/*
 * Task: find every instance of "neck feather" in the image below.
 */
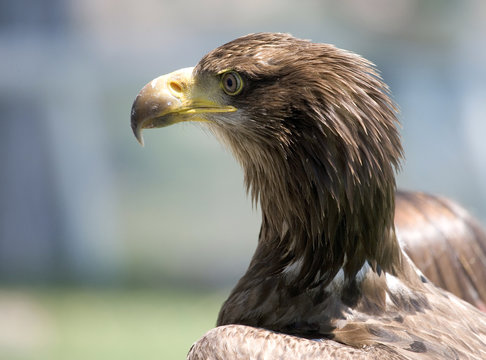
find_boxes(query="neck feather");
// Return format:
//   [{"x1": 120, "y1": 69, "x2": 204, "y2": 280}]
[
  {"x1": 215, "y1": 130, "x2": 407, "y2": 334},
  {"x1": 226, "y1": 126, "x2": 404, "y2": 280}
]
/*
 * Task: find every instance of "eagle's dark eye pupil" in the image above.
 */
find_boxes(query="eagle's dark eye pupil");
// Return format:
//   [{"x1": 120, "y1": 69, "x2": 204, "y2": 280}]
[{"x1": 221, "y1": 71, "x2": 242, "y2": 95}]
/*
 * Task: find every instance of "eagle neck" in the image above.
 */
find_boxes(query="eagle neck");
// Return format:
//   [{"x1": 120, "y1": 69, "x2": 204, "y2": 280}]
[
  {"x1": 244, "y1": 140, "x2": 404, "y2": 280},
  {"x1": 217, "y1": 143, "x2": 407, "y2": 333}
]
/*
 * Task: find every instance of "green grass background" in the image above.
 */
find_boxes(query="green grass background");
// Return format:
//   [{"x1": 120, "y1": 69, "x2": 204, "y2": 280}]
[{"x1": 0, "y1": 288, "x2": 225, "y2": 360}]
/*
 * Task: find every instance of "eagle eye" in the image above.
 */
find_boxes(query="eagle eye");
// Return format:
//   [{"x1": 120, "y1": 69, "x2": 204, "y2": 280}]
[{"x1": 221, "y1": 71, "x2": 243, "y2": 96}]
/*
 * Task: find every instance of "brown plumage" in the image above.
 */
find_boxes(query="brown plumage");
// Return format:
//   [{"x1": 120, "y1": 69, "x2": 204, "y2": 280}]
[
  {"x1": 131, "y1": 33, "x2": 486, "y2": 359},
  {"x1": 396, "y1": 191, "x2": 486, "y2": 311}
]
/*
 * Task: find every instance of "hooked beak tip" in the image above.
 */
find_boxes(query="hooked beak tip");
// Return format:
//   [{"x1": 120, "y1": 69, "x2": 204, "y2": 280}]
[
  {"x1": 131, "y1": 96, "x2": 146, "y2": 146},
  {"x1": 131, "y1": 121, "x2": 145, "y2": 147},
  {"x1": 135, "y1": 130, "x2": 145, "y2": 147}
]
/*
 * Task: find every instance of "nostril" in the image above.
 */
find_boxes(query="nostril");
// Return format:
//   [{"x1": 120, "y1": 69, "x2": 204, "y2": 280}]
[{"x1": 169, "y1": 81, "x2": 183, "y2": 94}]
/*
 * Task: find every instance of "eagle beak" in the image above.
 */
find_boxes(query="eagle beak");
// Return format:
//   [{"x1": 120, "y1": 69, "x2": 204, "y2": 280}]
[{"x1": 130, "y1": 67, "x2": 236, "y2": 146}]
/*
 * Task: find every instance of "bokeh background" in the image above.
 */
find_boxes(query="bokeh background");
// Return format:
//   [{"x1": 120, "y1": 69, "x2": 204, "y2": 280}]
[{"x1": 1, "y1": 0, "x2": 485, "y2": 359}]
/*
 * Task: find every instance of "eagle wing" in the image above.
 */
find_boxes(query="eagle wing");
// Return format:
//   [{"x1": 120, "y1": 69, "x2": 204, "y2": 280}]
[
  {"x1": 396, "y1": 191, "x2": 486, "y2": 311},
  {"x1": 187, "y1": 325, "x2": 405, "y2": 360}
]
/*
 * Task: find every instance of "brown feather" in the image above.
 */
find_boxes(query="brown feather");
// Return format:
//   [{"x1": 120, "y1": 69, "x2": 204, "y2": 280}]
[
  {"x1": 188, "y1": 325, "x2": 406, "y2": 359},
  {"x1": 396, "y1": 190, "x2": 486, "y2": 311}
]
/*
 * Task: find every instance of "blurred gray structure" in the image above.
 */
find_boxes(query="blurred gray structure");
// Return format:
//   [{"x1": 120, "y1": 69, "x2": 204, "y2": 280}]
[{"x1": 0, "y1": 0, "x2": 485, "y2": 287}]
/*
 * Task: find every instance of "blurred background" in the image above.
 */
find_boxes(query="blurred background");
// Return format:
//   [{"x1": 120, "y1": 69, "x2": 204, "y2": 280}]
[{"x1": 1, "y1": 0, "x2": 485, "y2": 358}]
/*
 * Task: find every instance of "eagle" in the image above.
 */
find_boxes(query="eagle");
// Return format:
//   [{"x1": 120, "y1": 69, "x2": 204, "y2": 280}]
[{"x1": 131, "y1": 33, "x2": 486, "y2": 359}]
